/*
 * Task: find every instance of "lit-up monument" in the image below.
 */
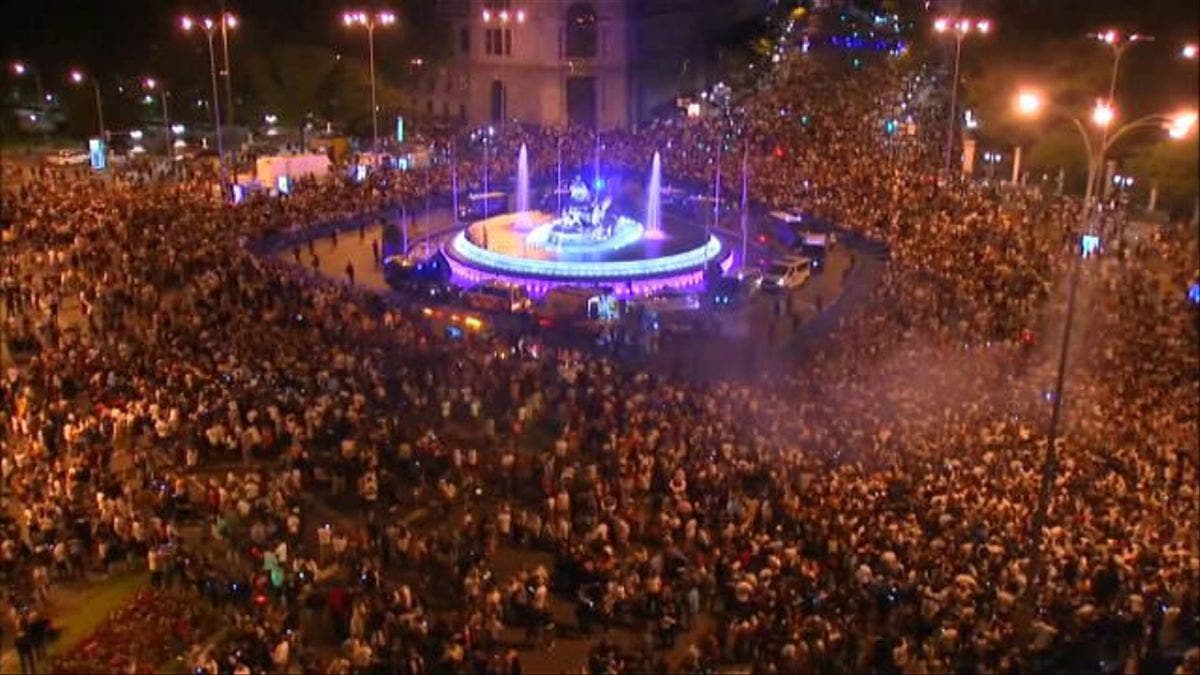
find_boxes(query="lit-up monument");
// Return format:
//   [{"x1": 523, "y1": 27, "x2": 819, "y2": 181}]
[{"x1": 444, "y1": 152, "x2": 728, "y2": 297}]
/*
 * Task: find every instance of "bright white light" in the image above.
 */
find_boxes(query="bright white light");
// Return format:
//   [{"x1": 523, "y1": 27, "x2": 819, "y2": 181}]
[
  {"x1": 976, "y1": 19, "x2": 991, "y2": 34},
  {"x1": 130, "y1": 144, "x2": 146, "y2": 154},
  {"x1": 1092, "y1": 100, "x2": 1114, "y2": 127},
  {"x1": 264, "y1": 114, "x2": 278, "y2": 124},
  {"x1": 482, "y1": 9, "x2": 491, "y2": 22},
  {"x1": 203, "y1": 17, "x2": 215, "y2": 30},
  {"x1": 174, "y1": 139, "x2": 187, "y2": 148},
  {"x1": 130, "y1": 130, "x2": 143, "y2": 140},
  {"x1": 171, "y1": 124, "x2": 186, "y2": 135},
  {"x1": 1016, "y1": 90, "x2": 1042, "y2": 116},
  {"x1": 180, "y1": 16, "x2": 194, "y2": 30},
  {"x1": 1168, "y1": 111, "x2": 1198, "y2": 139},
  {"x1": 28, "y1": 114, "x2": 37, "y2": 122},
  {"x1": 1183, "y1": 44, "x2": 1198, "y2": 59},
  {"x1": 516, "y1": 10, "x2": 526, "y2": 22},
  {"x1": 224, "y1": 13, "x2": 238, "y2": 28},
  {"x1": 12, "y1": 62, "x2": 26, "y2": 75},
  {"x1": 499, "y1": 10, "x2": 509, "y2": 22},
  {"x1": 69, "y1": 70, "x2": 84, "y2": 84}
]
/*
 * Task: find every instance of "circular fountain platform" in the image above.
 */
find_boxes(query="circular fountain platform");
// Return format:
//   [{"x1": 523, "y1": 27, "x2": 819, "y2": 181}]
[{"x1": 444, "y1": 210, "x2": 728, "y2": 296}]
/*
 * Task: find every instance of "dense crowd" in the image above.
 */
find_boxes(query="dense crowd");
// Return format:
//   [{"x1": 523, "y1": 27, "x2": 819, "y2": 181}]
[{"x1": 1, "y1": 20, "x2": 1197, "y2": 675}]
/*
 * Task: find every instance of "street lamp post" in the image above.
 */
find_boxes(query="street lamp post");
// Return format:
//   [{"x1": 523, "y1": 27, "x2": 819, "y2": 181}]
[
  {"x1": 68, "y1": 70, "x2": 105, "y2": 141},
  {"x1": 11, "y1": 62, "x2": 48, "y2": 141},
  {"x1": 218, "y1": 3, "x2": 238, "y2": 126},
  {"x1": 1013, "y1": 88, "x2": 1197, "y2": 625},
  {"x1": 181, "y1": 15, "x2": 228, "y2": 194},
  {"x1": 143, "y1": 78, "x2": 172, "y2": 160},
  {"x1": 482, "y1": 127, "x2": 494, "y2": 218},
  {"x1": 343, "y1": 10, "x2": 397, "y2": 156},
  {"x1": 1088, "y1": 30, "x2": 1152, "y2": 198},
  {"x1": 933, "y1": 16, "x2": 991, "y2": 175}
]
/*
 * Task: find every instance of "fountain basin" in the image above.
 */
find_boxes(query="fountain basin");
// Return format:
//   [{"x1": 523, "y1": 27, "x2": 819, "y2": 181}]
[{"x1": 443, "y1": 211, "x2": 730, "y2": 297}]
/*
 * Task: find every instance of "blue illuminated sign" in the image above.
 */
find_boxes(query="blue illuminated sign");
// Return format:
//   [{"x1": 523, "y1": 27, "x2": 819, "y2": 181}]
[
  {"x1": 88, "y1": 138, "x2": 107, "y2": 171},
  {"x1": 1080, "y1": 235, "x2": 1100, "y2": 258}
]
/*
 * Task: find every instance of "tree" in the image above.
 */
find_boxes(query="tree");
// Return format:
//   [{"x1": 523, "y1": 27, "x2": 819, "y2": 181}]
[
  {"x1": 243, "y1": 44, "x2": 341, "y2": 144},
  {"x1": 1126, "y1": 138, "x2": 1200, "y2": 211}
]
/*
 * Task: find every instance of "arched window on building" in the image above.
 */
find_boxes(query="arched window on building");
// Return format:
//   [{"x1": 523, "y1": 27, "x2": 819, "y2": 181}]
[{"x1": 565, "y1": 3, "x2": 597, "y2": 58}]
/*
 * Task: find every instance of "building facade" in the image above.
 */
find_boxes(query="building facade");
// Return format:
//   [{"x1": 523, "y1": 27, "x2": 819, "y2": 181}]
[{"x1": 413, "y1": 0, "x2": 718, "y2": 130}]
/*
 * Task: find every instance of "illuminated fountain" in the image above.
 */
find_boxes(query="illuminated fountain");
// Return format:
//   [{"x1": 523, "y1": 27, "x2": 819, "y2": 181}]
[
  {"x1": 516, "y1": 143, "x2": 530, "y2": 215},
  {"x1": 645, "y1": 151, "x2": 664, "y2": 239},
  {"x1": 444, "y1": 155, "x2": 729, "y2": 297}
]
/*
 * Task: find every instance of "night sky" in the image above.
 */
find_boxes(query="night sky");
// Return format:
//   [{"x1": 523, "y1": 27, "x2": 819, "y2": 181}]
[{"x1": 1, "y1": 0, "x2": 1195, "y2": 107}]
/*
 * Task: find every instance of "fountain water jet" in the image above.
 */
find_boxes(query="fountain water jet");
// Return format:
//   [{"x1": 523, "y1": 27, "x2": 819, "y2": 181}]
[
  {"x1": 645, "y1": 151, "x2": 665, "y2": 239},
  {"x1": 516, "y1": 144, "x2": 530, "y2": 215}
]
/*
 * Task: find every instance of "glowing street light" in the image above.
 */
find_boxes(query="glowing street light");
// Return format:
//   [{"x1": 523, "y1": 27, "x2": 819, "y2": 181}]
[
  {"x1": 1183, "y1": 44, "x2": 1198, "y2": 60},
  {"x1": 341, "y1": 9, "x2": 397, "y2": 154},
  {"x1": 1169, "y1": 110, "x2": 1199, "y2": 139},
  {"x1": 9, "y1": 61, "x2": 47, "y2": 138},
  {"x1": 181, "y1": 14, "x2": 228, "y2": 192},
  {"x1": 143, "y1": 76, "x2": 173, "y2": 158},
  {"x1": 1016, "y1": 90, "x2": 1043, "y2": 116},
  {"x1": 68, "y1": 68, "x2": 106, "y2": 140},
  {"x1": 1014, "y1": 87, "x2": 1197, "y2": 623},
  {"x1": 216, "y1": 11, "x2": 239, "y2": 127},
  {"x1": 1091, "y1": 100, "x2": 1114, "y2": 127},
  {"x1": 933, "y1": 15, "x2": 992, "y2": 173},
  {"x1": 1087, "y1": 29, "x2": 1153, "y2": 103}
]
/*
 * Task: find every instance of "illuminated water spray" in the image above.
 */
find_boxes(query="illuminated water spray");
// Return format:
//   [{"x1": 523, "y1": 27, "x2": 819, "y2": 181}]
[
  {"x1": 645, "y1": 151, "x2": 664, "y2": 239},
  {"x1": 516, "y1": 143, "x2": 530, "y2": 214}
]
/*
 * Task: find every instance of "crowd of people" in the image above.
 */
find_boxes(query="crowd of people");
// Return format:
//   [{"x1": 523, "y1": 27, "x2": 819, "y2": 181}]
[{"x1": 1, "y1": 14, "x2": 1197, "y2": 675}]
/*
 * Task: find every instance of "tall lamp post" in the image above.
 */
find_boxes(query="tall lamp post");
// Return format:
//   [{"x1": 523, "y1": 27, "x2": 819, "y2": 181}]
[
  {"x1": 11, "y1": 62, "x2": 48, "y2": 140},
  {"x1": 342, "y1": 9, "x2": 397, "y2": 156},
  {"x1": 1088, "y1": 29, "x2": 1152, "y2": 197},
  {"x1": 68, "y1": 69, "x2": 105, "y2": 141},
  {"x1": 218, "y1": 3, "x2": 238, "y2": 126},
  {"x1": 181, "y1": 15, "x2": 229, "y2": 193},
  {"x1": 1013, "y1": 88, "x2": 1197, "y2": 622},
  {"x1": 143, "y1": 78, "x2": 172, "y2": 160},
  {"x1": 481, "y1": 125, "x2": 495, "y2": 217},
  {"x1": 933, "y1": 16, "x2": 991, "y2": 174}
]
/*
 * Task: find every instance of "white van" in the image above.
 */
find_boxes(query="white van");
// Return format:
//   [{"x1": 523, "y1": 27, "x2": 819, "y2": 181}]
[{"x1": 761, "y1": 256, "x2": 812, "y2": 290}]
